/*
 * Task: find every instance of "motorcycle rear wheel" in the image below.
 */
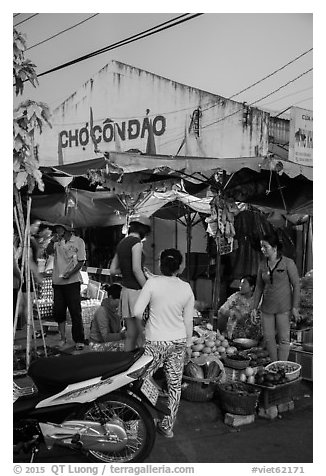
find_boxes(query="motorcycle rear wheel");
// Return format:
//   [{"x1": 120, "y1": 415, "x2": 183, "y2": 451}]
[{"x1": 77, "y1": 392, "x2": 156, "y2": 463}]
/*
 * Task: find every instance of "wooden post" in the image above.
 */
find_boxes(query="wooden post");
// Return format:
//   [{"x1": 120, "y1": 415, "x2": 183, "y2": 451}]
[
  {"x1": 13, "y1": 213, "x2": 28, "y2": 339},
  {"x1": 212, "y1": 237, "x2": 221, "y2": 311},
  {"x1": 25, "y1": 197, "x2": 33, "y2": 369},
  {"x1": 186, "y1": 209, "x2": 192, "y2": 283},
  {"x1": 31, "y1": 273, "x2": 48, "y2": 357},
  {"x1": 152, "y1": 216, "x2": 156, "y2": 274}
]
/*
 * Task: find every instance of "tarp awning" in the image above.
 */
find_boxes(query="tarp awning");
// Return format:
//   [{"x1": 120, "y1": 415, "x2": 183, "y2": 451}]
[
  {"x1": 42, "y1": 151, "x2": 313, "y2": 182},
  {"x1": 31, "y1": 189, "x2": 212, "y2": 228},
  {"x1": 134, "y1": 190, "x2": 212, "y2": 217}
]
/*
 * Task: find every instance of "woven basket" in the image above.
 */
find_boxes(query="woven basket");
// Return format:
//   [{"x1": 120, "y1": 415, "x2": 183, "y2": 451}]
[
  {"x1": 223, "y1": 356, "x2": 250, "y2": 370},
  {"x1": 216, "y1": 382, "x2": 261, "y2": 415},
  {"x1": 181, "y1": 375, "x2": 220, "y2": 402}
]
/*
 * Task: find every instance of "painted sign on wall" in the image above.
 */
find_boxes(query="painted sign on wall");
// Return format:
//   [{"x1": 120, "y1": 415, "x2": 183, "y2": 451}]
[
  {"x1": 289, "y1": 107, "x2": 313, "y2": 166},
  {"x1": 36, "y1": 61, "x2": 269, "y2": 166}
]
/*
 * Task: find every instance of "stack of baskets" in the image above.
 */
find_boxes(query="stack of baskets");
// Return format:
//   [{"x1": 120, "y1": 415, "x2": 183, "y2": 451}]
[{"x1": 216, "y1": 381, "x2": 261, "y2": 415}]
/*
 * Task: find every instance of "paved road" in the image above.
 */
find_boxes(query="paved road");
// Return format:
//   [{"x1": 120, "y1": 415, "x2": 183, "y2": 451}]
[{"x1": 14, "y1": 389, "x2": 312, "y2": 464}]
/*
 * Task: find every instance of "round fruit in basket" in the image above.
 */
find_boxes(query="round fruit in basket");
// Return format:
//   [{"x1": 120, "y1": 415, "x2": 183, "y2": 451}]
[{"x1": 265, "y1": 361, "x2": 301, "y2": 382}]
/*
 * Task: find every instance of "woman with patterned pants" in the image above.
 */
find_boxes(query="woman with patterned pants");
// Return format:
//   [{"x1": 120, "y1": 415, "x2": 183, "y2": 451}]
[{"x1": 134, "y1": 249, "x2": 194, "y2": 438}]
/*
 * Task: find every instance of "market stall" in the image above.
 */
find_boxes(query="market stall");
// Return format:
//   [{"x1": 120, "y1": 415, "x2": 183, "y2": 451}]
[{"x1": 180, "y1": 322, "x2": 304, "y2": 424}]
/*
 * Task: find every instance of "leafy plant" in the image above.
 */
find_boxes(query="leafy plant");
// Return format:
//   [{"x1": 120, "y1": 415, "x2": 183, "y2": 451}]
[{"x1": 13, "y1": 28, "x2": 52, "y2": 193}]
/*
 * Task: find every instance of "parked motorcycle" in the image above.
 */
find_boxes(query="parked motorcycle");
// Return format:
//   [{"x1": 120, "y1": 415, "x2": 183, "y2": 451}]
[{"x1": 13, "y1": 348, "x2": 169, "y2": 463}]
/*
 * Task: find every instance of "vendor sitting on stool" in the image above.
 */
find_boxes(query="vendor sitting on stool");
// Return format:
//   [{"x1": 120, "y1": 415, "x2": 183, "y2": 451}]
[
  {"x1": 89, "y1": 284, "x2": 126, "y2": 351},
  {"x1": 217, "y1": 275, "x2": 262, "y2": 341}
]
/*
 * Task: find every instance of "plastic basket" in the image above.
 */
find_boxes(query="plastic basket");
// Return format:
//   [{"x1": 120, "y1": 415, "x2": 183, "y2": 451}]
[
  {"x1": 265, "y1": 361, "x2": 301, "y2": 382},
  {"x1": 216, "y1": 382, "x2": 261, "y2": 415},
  {"x1": 257, "y1": 379, "x2": 301, "y2": 409},
  {"x1": 181, "y1": 375, "x2": 220, "y2": 402}
]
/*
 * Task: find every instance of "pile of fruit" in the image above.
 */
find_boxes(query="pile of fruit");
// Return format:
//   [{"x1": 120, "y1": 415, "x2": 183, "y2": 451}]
[
  {"x1": 239, "y1": 366, "x2": 257, "y2": 384},
  {"x1": 240, "y1": 346, "x2": 271, "y2": 367},
  {"x1": 191, "y1": 329, "x2": 237, "y2": 359},
  {"x1": 183, "y1": 360, "x2": 222, "y2": 380},
  {"x1": 254, "y1": 367, "x2": 289, "y2": 386},
  {"x1": 239, "y1": 367, "x2": 287, "y2": 386},
  {"x1": 219, "y1": 381, "x2": 259, "y2": 396}
]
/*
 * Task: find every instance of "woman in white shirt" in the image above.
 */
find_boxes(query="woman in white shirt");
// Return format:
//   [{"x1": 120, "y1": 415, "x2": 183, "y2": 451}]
[{"x1": 134, "y1": 248, "x2": 194, "y2": 439}]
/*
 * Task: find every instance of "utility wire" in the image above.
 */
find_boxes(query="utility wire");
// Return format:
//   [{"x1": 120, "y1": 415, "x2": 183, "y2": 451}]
[
  {"x1": 201, "y1": 47, "x2": 313, "y2": 114},
  {"x1": 250, "y1": 68, "x2": 313, "y2": 106},
  {"x1": 36, "y1": 13, "x2": 203, "y2": 79},
  {"x1": 228, "y1": 47, "x2": 313, "y2": 100},
  {"x1": 201, "y1": 67, "x2": 313, "y2": 131},
  {"x1": 13, "y1": 14, "x2": 21, "y2": 18},
  {"x1": 14, "y1": 13, "x2": 39, "y2": 27},
  {"x1": 169, "y1": 67, "x2": 313, "y2": 152},
  {"x1": 274, "y1": 96, "x2": 313, "y2": 117},
  {"x1": 259, "y1": 86, "x2": 312, "y2": 108},
  {"x1": 26, "y1": 13, "x2": 99, "y2": 51}
]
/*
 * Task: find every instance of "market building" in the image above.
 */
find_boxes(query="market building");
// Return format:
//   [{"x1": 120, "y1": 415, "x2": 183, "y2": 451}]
[{"x1": 14, "y1": 61, "x2": 313, "y2": 463}]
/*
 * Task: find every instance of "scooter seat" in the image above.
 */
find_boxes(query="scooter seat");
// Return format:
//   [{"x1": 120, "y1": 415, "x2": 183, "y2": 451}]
[{"x1": 28, "y1": 349, "x2": 144, "y2": 395}]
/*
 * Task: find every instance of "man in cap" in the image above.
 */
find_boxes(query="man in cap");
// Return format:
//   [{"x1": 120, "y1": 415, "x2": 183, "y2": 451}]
[
  {"x1": 47, "y1": 224, "x2": 86, "y2": 350},
  {"x1": 110, "y1": 214, "x2": 151, "y2": 351}
]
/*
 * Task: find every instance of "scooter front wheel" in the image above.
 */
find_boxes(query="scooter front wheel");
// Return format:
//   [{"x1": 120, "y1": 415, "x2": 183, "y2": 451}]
[{"x1": 77, "y1": 391, "x2": 156, "y2": 463}]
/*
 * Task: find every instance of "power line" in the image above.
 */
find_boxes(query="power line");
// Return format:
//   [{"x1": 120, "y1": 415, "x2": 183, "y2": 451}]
[
  {"x1": 201, "y1": 68, "x2": 312, "y2": 131},
  {"x1": 36, "y1": 13, "x2": 203, "y2": 79},
  {"x1": 259, "y1": 86, "x2": 312, "y2": 108},
  {"x1": 201, "y1": 47, "x2": 313, "y2": 115},
  {"x1": 274, "y1": 96, "x2": 313, "y2": 117},
  {"x1": 228, "y1": 47, "x2": 313, "y2": 100},
  {"x1": 14, "y1": 13, "x2": 39, "y2": 27},
  {"x1": 250, "y1": 68, "x2": 313, "y2": 106},
  {"x1": 26, "y1": 14, "x2": 99, "y2": 51},
  {"x1": 13, "y1": 14, "x2": 21, "y2": 18}
]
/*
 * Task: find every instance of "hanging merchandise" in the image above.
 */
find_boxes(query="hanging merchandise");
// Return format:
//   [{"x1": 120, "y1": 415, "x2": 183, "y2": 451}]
[{"x1": 205, "y1": 191, "x2": 237, "y2": 255}]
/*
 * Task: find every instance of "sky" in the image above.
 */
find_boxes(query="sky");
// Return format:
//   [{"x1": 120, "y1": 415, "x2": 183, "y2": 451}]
[{"x1": 12, "y1": 10, "x2": 313, "y2": 118}]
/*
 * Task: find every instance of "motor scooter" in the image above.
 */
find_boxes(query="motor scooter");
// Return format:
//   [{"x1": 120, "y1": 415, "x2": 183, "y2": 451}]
[{"x1": 13, "y1": 348, "x2": 168, "y2": 463}]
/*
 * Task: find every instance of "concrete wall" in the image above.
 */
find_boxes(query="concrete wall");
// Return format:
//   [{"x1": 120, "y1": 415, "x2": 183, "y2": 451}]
[{"x1": 36, "y1": 60, "x2": 269, "y2": 166}]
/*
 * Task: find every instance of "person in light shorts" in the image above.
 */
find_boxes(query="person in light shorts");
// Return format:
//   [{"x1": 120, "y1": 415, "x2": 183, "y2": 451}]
[{"x1": 110, "y1": 215, "x2": 151, "y2": 351}]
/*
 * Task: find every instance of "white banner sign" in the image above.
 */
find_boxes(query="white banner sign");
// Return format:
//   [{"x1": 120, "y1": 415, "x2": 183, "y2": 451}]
[{"x1": 289, "y1": 107, "x2": 313, "y2": 166}]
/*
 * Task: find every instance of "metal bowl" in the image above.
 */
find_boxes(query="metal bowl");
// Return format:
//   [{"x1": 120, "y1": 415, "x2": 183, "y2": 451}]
[{"x1": 232, "y1": 338, "x2": 258, "y2": 349}]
